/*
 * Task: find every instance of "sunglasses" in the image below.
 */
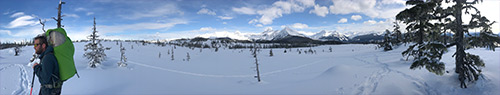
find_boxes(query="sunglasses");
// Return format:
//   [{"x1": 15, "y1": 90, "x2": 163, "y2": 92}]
[{"x1": 34, "y1": 43, "x2": 42, "y2": 47}]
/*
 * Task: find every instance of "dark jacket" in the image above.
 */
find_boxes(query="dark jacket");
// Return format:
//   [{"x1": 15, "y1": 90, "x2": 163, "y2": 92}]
[{"x1": 34, "y1": 46, "x2": 61, "y2": 85}]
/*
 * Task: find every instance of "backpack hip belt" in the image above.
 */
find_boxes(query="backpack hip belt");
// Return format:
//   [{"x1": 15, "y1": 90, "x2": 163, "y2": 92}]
[{"x1": 41, "y1": 81, "x2": 63, "y2": 89}]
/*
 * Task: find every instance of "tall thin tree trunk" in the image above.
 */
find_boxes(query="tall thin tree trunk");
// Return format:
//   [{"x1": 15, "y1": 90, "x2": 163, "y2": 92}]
[
  {"x1": 56, "y1": 0, "x2": 64, "y2": 28},
  {"x1": 454, "y1": 0, "x2": 467, "y2": 88}
]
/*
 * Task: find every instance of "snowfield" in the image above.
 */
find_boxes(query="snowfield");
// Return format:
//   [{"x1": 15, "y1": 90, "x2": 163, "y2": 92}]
[{"x1": 1, "y1": 42, "x2": 499, "y2": 95}]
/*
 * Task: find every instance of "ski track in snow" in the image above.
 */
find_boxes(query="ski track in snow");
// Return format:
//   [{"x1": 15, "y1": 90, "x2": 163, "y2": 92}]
[
  {"x1": 114, "y1": 57, "x2": 327, "y2": 78},
  {"x1": 260, "y1": 59, "x2": 326, "y2": 76},
  {"x1": 0, "y1": 64, "x2": 30, "y2": 95},
  {"x1": 352, "y1": 53, "x2": 389, "y2": 95},
  {"x1": 114, "y1": 57, "x2": 254, "y2": 78},
  {"x1": 352, "y1": 52, "x2": 438, "y2": 95}
]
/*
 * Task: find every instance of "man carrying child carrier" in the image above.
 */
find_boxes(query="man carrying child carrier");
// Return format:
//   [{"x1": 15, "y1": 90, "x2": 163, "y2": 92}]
[
  {"x1": 33, "y1": 34, "x2": 62, "y2": 95},
  {"x1": 32, "y1": 28, "x2": 77, "y2": 95}
]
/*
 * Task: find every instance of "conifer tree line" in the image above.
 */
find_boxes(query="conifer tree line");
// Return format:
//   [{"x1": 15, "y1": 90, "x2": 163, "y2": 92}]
[{"x1": 380, "y1": 0, "x2": 499, "y2": 88}]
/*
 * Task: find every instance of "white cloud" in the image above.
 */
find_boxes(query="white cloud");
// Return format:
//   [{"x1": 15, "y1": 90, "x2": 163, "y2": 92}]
[
  {"x1": 328, "y1": 0, "x2": 406, "y2": 18},
  {"x1": 329, "y1": 0, "x2": 375, "y2": 14},
  {"x1": 255, "y1": 24, "x2": 264, "y2": 27},
  {"x1": 222, "y1": 22, "x2": 227, "y2": 24},
  {"x1": 338, "y1": 18, "x2": 348, "y2": 23},
  {"x1": 217, "y1": 16, "x2": 233, "y2": 20},
  {"x1": 255, "y1": 7, "x2": 282, "y2": 25},
  {"x1": 199, "y1": 27, "x2": 216, "y2": 31},
  {"x1": 10, "y1": 12, "x2": 25, "y2": 18},
  {"x1": 0, "y1": 30, "x2": 12, "y2": 36},
  {"x1": 249, "y1": 19, "x2": 258, "y2": 24},
  {"x1": 99, "y1": 19, "x2": 189, "y2": 34},
  {"x1": 309, "y1": 4, "x2": 329, "y2": 17},
  {"x1": 74, "y1": 7, "x2": 94, "y2": 16},
  {"x1": 265, "y1": 27, "x2": 273, "y2": 31},
  {"x1": 290, "y1": 23, "x2": 309, "y2": 29},
  {"x1": 380, "y1": 0, "x2": 406, "y2": 4},
  {"x1": 197, "y1": 30, "x2": 250, "y2": 40},
  {"x1": 75, "y1": 7, "x2": 87, "y2": 11},
  {"x1": 294, "y1": 0, "x2": 316, "y2": 7},
  {"x1": 363, "y1": 20, "x2": 377, "y2": 24},
  {"x1": 272, "y1": 0, "x2": 306, "y2": 13},
  {"x1": 64, "y1": 14, "x2": 80, "y2": 18},
  {"x1": 5, "y1": 15, "x2": 38, "y2": 28},
  {"x1": 86, "y1": 12, "x2": 94, "y2": 16},
  {"x1": 351, "y1": 15, "x2": 362, "y2": 21},
  {"x1": 122, "y1": 3, "x2": 183, "y2": 19},
  {"x1": 197, "y1": 8, "x2": 216, "y2": 15},
  {"x1": 248, "y1": 0, "x2": 315, "y2": 25},
  {"x1": 4, "y1": 26, "x2": 44, "y2": 38},
  {"x1": 232, "y1": 7, "x2": 256, "y2": 15}
]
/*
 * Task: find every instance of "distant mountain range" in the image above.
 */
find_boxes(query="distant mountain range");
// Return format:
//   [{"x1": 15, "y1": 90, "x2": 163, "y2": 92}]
[{"x1": 196, "y1": 27, "x2": 384, "y2": 44}]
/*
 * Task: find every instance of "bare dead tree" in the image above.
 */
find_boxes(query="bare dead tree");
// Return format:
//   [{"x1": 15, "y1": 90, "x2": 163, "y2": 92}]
[
  {"x1": 38, "y1": 19, "x2": 46, "y2": 32},
  {"x1": 52, "y1": 0, "x2": 65, "y2": 28},
  {"x1": 252, "y1": 43, "x2": 261, "y2": 82}
]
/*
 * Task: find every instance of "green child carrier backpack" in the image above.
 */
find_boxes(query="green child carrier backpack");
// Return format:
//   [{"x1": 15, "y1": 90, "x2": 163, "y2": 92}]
[{"x1": 46, "y1": 28, "x2": 78, "y2": 81}]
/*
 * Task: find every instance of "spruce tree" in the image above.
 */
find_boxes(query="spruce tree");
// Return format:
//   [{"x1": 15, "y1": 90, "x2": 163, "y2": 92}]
[
  {"x1": 84, "y1": 17, "x2": 107, "y2": 68},
  {"x1": 398, "y1": 0, "x2": 498, "y2": 88},
  {"x1": 171, "y1": 47, "x2": 174, "y2": 61},
  {"x1": 118, "y1": 42, "x2": 127, "y2": 67},
  {"x1": 450, "y1": 0, "x2": 497, "y2": 88},
  {"x1": 269, "y1": 49, "x2": 273, "y2": 57},
  {"x1": 379, "y1": 29, "x2": 393, "y2": 51},
  {"x1": 391, "y1": 21, "x2": 403, "y2": 45},
  {"x1": 14, "y1": 46, "x2": 21, "y2": 56},
  {"x1": 186, "y1": 52, "x2": 190, "y2": 61},
  {"x1": 398, "y1": 0, "x2": 447, "y2": 75}
]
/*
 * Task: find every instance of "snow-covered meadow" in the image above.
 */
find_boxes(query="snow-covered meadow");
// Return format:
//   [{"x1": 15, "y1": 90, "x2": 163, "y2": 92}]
[{"x1": 1, "y1": 41, "x2": 499, "y2": 95}]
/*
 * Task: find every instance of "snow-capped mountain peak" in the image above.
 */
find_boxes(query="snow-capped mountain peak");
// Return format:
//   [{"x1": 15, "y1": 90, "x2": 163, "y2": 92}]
[
  {"x1": 310, "y1": 30, "x2": 349, "y2": 41},
  {"x1": 196, "y1": 27, "x2": 354, "y2": 42},
  {"x1": 257, "y1": 26, "x2": 306, "y2": 40},
  {"x1": 311, "y1": 30, "x2": 332, "y2": 39}
]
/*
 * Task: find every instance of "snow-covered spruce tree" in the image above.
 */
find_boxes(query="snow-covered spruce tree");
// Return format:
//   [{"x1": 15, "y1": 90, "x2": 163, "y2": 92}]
[
  {"x1": 14, "y1": 46, "x2": 21, "y2": 56},
  {"x1": 308, "y1": 48, "x2": 313, "y2": 54},
  {"x1": 171, "y1": 47, "x2": 174, "y2": 61},
  {"x1": 449, "y1": 0, "x2": 497, "y2": 88},
  {"x1": 398, "y1": 0, "x2": 498, "y2": 88},
  {"x1": 379, "y1": 29, "x2": 393, "y2": 51},
  {"x1": 391, "y1": 21, "x2": 403, "y2": 45},
  {"x1": 269, "y1": 49, "x2": 273, "y2": 57},
  {"x1": 397, "y1": 0, "x2": 447, "y2": 75},
  {"x1": 84, "y1": 17, "x2": 107, "y2": 68},
  {"x1": 117, "y1": 42, "x2": 127, "y2": 67},
  {"x1": 186, "y1": 52, "x2": 190, "y2": 61}
]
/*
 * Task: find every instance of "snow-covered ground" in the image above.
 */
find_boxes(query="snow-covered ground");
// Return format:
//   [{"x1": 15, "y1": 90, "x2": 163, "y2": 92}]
[{"x1": 1, "y1": 42, "x2": 499, "y2": 95}]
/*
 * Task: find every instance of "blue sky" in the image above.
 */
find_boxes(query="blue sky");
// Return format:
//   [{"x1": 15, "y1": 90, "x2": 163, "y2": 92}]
[{"x1": 1, "y1": 0, "x2": 499, "y2": 42}]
